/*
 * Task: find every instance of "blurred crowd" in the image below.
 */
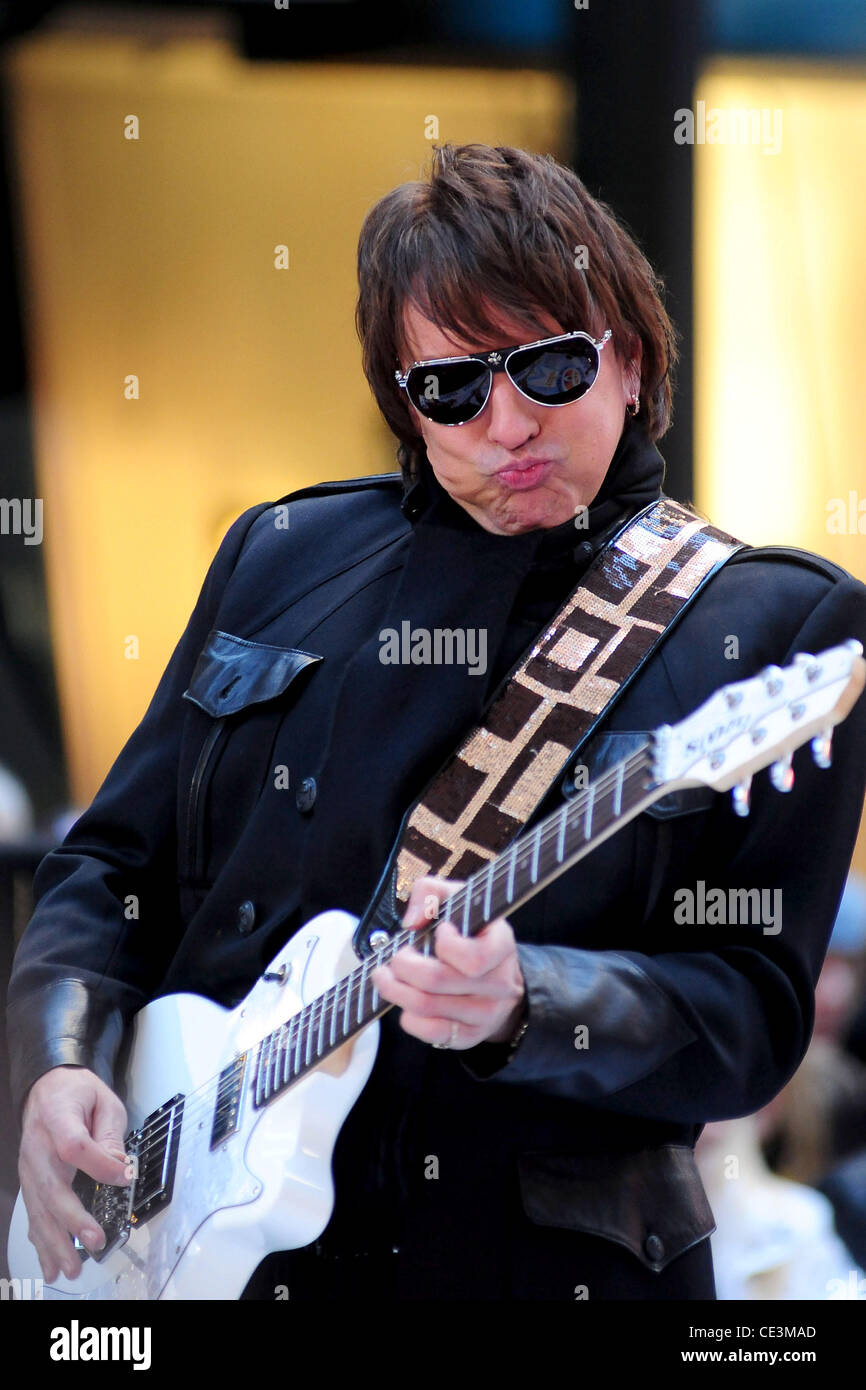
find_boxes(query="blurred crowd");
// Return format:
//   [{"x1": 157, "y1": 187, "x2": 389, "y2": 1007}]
[{"x1": 696, "y1": 873, "x2": 866, "y2": 1299}]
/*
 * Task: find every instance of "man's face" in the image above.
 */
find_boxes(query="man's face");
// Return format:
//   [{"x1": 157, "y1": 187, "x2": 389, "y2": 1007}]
[{"x1": 399, "y1": 299, "x2": 640, "y2": 536}]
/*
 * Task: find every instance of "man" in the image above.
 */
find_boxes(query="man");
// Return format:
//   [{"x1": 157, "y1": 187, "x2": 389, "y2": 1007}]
[{"x1": 9, "y1": 143, "x2": 866, "y2": 1300}]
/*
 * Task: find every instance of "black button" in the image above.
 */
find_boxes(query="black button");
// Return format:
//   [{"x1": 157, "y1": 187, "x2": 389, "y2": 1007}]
[
  {"x1": 237, "y1": 900, "x2": 257, "y2": 935},
  {"x1": 644, "y1": 1233, "x2": 665, "y2": 1263},
  {"x1": 296, "y1": 776, "x2": 317, "y2": 813}
]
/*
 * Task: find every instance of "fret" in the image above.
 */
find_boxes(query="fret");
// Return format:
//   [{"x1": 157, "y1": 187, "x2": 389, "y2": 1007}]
[
  {"x1": 317, "y1": 996, "x2": 326, "y2": 1058},
  {"x1": 281, "y1": 1024, "x2": 291, "y2": 1087},
  {"x1": 342, "y1": 975, "x2": 352, "y2": 1034},
  {"x1": 461, "y1": 889, "x2": 471, "y2": 937},
  {"x1": 357, "y1": 962, "x2": 368, "y2": 1026},
  {"x1": 530, "y1": 824, "x2": 541, "y2": 883},
  {"x1": 584, "y1": 781, "x2": 595, "y2": 840},
  {"x1": 506, "y1": 842, "x2": 517, "y2": 902},
  {"x1": 329, "y1": 988, "x2": 338, "y2": 1048},
  {"x1": 556, "y1": 803, "x2": 568, "y2": 862},
  {"x1": 614, "y1": 761, "x2": 624, "y2": 817},
  {"x1": 483, "y1": 860, "x2": 494, "y2": 922},
  {"x1": 293, "y1": 1013, "x2": 304, "y2": 1076}
]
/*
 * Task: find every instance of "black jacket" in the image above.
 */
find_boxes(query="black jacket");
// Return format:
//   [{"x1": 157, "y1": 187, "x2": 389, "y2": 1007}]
[{"x1": 8, "y1": 421, "x2": 866, "y2": 1298}]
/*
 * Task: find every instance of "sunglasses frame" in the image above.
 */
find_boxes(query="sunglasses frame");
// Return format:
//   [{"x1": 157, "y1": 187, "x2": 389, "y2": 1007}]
[{"x1": 394, "y1": 328, "x2": 613, "y2": 426}]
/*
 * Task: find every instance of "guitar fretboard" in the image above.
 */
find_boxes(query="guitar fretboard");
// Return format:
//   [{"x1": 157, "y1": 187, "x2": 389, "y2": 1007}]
[{"x1": 250, "y1": 741, "x2": 657, "y2": 1109}]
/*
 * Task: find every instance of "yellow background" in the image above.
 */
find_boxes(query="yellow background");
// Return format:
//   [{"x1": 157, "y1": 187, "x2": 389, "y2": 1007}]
[{"x1": 3, "y1": 33, "x2": 572, "y2": 799}]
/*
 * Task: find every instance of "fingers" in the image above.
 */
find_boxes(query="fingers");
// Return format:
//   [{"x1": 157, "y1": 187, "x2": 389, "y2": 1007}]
[
  {"x1": 402, "y1": 875, "x2": 462, "y2": 930},
  {"x1": 19, "y1": 1124, "x2": 111, "y2": 1281},
  {"x1": 389, "y1": 1010, "x2": 486, "y2": 1051},
  {"x1": 371, "y1": 963, "x2": 504, "y2": 1029},
  {"x1": 52, "y1": 1106, "x2": 130, "y2": 1188},
  {"x1": 18, "y1": 1068, "x2": 131, "y2": 1284},
  {"x1": 398, "y1": 876, "x2": 516, "y2": 982}
]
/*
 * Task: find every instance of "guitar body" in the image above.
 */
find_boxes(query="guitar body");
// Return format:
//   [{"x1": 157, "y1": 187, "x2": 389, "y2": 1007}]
[{"x1": 7, "y1": 908, "x2": 378, "y2": 1300}]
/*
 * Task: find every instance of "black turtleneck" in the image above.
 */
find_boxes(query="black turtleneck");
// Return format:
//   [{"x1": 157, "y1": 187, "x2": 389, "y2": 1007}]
[{"x1": 407, "y1": 415, "x2": 666, "y2": 699}]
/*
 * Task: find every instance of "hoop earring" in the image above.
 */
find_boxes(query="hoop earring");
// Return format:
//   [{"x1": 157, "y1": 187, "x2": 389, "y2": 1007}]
[{"x1": 626, "y1": 394, "x2": 639, "y2": 417}]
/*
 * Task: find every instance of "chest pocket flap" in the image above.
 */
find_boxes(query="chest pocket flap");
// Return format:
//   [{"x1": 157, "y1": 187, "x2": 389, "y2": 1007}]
[{"x1": 182, "y1": 629, "x2": 323, "y2": 717}]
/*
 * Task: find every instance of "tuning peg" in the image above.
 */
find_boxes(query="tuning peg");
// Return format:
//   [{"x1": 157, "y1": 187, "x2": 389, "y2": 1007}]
[
  {"x1": 731, "y1": 776, "x2": 752, "y2": 817},
  {"x1": 761, "y1": 665, "x2": 785, "y2": 696},
  {"x1": 769, "y1": 750, "x2": 794, "y2": 792},
  {"x1": 792, "y1": 651, "x2": 823, "y2": 683},
  {"x1": 811, "y1": 728, "x2": 833, "y2": 769}
]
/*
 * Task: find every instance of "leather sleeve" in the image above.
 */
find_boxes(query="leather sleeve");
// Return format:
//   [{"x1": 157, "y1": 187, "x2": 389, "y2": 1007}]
[
  {"x1": 462, "y1": 575, "x2": 866, "y2": 1122},
  {"x1": 5, "y1": 502, "x2": 272, "y2": 1124}
]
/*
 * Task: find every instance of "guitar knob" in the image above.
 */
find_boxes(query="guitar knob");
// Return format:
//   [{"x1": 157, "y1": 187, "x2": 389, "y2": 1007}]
[
  {"x1": 731, "y1": 776, "x2": 752, "y2": 817},
  {"x1": 769, "y1": 751, "x2": 794, "y2": 792},
  {"x1": 368, "y1": 930, "x2": 392, "y2": 952},
  {"x1": 811, "y1": 728, "x2": 833, "y2": 769}
]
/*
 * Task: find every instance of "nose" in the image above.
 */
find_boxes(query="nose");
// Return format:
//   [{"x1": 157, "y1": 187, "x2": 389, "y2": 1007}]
[{"x1": 483, "y1": 373, "x2": 540, "y2": 450}]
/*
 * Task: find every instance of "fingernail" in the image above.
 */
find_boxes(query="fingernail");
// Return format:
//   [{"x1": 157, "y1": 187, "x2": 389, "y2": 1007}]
[{"x1": 85, "y1": 1227, "x2": 104, "y2": 1249}]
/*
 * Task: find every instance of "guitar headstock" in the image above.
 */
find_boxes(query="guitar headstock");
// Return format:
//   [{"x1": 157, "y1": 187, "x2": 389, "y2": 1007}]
[{"x1": 651, "y1": 640, "x2": 866, "y2": 814}]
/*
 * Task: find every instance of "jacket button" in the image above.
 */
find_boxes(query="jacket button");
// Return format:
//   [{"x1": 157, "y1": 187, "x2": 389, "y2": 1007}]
[
  {"x1": 296, "y1": 776, "x2": 317, "y2": 813},
  {"x1": 644, "y1": 1233, "x2": 665, "y2": 1263},
  {"x1": 237, "y1": 900, "x2": 257, "y2": 935}
]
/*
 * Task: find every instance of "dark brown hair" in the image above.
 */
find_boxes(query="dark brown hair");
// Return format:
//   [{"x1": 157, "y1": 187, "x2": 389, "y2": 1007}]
[{"x1": 355, "y1": 142, "x2": 678, "y2": 484}]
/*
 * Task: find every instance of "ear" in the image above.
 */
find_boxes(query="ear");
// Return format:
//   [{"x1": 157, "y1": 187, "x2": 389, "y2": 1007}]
[{"x1": 620, "y1": 338, "x2": 643, "y2": 408}]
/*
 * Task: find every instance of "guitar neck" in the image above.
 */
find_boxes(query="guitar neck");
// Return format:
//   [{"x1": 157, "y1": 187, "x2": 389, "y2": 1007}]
[{"x1": 250, "y1": 741, "x2": 664, "y2": 1108}]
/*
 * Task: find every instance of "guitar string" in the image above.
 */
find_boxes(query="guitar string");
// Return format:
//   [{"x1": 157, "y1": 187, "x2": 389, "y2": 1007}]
[{"x1": 124, "y1": 746, "x2": 655, "y2": 1168}]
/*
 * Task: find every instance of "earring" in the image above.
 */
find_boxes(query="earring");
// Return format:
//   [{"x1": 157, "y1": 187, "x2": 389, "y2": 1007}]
[{"x1": 626, "y1": 394, "x2": 639, "y2": 417}]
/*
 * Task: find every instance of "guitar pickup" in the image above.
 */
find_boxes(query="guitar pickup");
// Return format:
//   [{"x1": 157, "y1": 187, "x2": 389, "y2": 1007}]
[
  {"x1": 129, "y1": 1093, "x2": 184, "y2": 1226},
  {"x1": 210, "y1": 1054, "x2": 247, "y2": 1149}
]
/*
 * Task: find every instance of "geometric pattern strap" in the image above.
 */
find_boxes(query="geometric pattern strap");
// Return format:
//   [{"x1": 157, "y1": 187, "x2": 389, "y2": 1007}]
[{"x1": 357, "y1": 496, "x2": 747, "y2": 945}]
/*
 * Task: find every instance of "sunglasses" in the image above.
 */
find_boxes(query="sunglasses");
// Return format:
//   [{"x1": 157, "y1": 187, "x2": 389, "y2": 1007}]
[{"x1": 394, "y1": 328, "x2": 612, "y2": 427}]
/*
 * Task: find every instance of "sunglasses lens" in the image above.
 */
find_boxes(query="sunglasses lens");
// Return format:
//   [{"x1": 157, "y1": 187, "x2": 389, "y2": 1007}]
[
  {"x1": 406, "y1": 361, "x2": 490, "y2": 424},
  {"x1": 509, "y1": 340, "x2": 600, "y2": 404}
]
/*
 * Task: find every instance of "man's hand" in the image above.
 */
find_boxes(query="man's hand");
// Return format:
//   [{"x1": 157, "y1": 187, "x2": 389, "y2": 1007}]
[
  {"x1": 370, "y1": 875, "x2": 526, "y2": 1050},
  {"x1": 18, "y1": 1066, "x2": 131, "y2": 1283}
]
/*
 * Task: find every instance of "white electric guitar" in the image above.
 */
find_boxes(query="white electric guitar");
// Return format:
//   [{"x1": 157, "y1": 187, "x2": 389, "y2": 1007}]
[{"x1": 8, "y1": 641, "x2": 866, "y2": 1299}]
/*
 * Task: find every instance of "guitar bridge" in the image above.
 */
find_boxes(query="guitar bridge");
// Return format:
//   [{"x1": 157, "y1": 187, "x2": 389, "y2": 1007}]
[{"x1": 71, "y1": 1092, "x2": 185, "y2": 1262}]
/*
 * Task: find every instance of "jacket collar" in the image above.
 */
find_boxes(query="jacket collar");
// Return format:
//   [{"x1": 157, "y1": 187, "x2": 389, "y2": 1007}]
[{"x1": 399, "y1": 417, "x2": 666, "y2": 548}]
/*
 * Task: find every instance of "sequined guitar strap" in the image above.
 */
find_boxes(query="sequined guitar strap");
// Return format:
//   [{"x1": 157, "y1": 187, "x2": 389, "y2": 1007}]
[{"x1": 354, "y1": 496, "x2": 747, "y2": 954}]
